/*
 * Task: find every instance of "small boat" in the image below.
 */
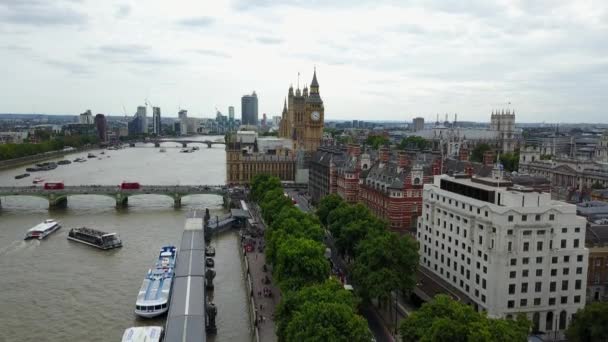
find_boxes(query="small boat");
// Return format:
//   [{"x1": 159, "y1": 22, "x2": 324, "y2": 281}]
[
  {"x1": 32, "y1": 177, "x2": 44, "y2": 184},
  {"x1": 205, "y1": 246, "x2": 215, "y2": 256},
  {"x1": 206, "y1": 257, "x2": 215, "y2": 268},
  {"x1": 87, "y1": 153, "x2": 96, "y2": 158},
  {"x1": 67, "y1": 227, "x2": 123, "y2": 249},
  {"x1": 57, "y1": 160, "x2": 72, "y2": 165},
  {"x1": 135, "y1": 246, "x2": 177, "y2": 318},
  {"x1": 15, "y1": 173, "x2": 30, "y2": 179},
  {"x1": 24, "y1": 219, "x2": 61, "y2": 240},
  {"x1": 121, "y1": 326, "x2": 164, "y2": 342},
  {"x1": 73, "y1": 158, "x2": 86, "y2": 163},
  {"x1": 192, "y1": 146, "x2": 199, "y2": 151},
  {"x1": 159, "y1": 148, "x2": 166, "y2": 153},
  {"x1": 25, "y1": 167, "x2": 37, "y2": 172},
  {"x1": 100, "y1": 151, "x2": 105, "y2": 155}
]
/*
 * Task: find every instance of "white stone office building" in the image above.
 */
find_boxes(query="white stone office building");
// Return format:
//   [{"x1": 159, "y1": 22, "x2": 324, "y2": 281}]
[{"x1": 417, "y1": 170, "x2": 588, "y2": 335}]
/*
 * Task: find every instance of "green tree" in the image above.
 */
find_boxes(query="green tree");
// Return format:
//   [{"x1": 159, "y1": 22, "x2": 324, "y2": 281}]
[
  {"x1": 285, "y1": 302, "x2": 372, "y2": 342},
  {"x1": 251, "y1": 174, "x2": 282, "y2": 202},
  {"x1": 274, "y1": 236, "x2": 330, "y2": 291},
  {"x1": 335, "y1": 218, "x2": 384, "y2": 258},
  {"x1": 591, "y1": 181, "x2": 605, "y2": 190},
  {"x1": 365, "y1": 135, "x2": 390, "y2": 149},
  {"x1": 399, "y1": 295, "x2": 530, "y2": 342},
  {"x1": 276, "y1": 279, "x2": 359, "y2": 341},
  {"x1": 399, "y1": 136, "x2": 429, "y2": 150},
  {"x1": 316, "y1": 194, "x2": 344, "y2": 226},
  {"x1": 566, "y1": 302, "x2": 608, "y2": 342},
  {"x1": 499, "y1": 152, "x2": 519, "y2": 172},
  {"x1": 352, "y1": 231, "x2": 419, "y2": 301},
  {"x1": 327, "y1": 203, "x2": 373, "y2": 243},
  {"x1": 471, "y1": 143, "x2": 492, "y2": 163}
]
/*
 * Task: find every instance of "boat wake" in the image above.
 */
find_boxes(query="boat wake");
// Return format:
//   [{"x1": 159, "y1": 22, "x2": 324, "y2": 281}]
[{"x1": 0, "y1": 240, "x2": 33, "y2": 256}]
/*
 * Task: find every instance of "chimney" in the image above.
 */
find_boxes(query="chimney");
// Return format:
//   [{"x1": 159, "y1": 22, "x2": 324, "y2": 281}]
[
  {"x1": 483, "y1": 150, "x2": 495, "y2": 166},
  {"x1": 349, "y1": 143, "x2": 361, "y2": 158},
  {"x1": 397, "y1": 152, "x2": 409, "y2": 173},
  {"x1": 379, "y1": 147, "x2": 389, "y2": 167},
  {"x1": 459, "y1": 147, "x2": 469, "y2": 161},
  {"x1": 465, "y1": 165, "x2": 474, "y2": 176},
  {"x1": 432, "y1": 158, "x2": 441, "y2": 176}
]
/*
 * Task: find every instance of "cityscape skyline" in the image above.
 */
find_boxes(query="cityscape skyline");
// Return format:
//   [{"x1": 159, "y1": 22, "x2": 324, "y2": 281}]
[{"x1": 1, "y1": 0, "x2": 607, "y2": 123}]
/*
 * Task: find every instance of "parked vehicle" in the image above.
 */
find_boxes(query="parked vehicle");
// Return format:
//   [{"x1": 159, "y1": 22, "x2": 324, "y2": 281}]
[
  {"x1": 120, "y1": 182, "x2": 141, "y2": 190},
  {"x1": 44, "y1": 182, "x2": 64, "y2": 190}
]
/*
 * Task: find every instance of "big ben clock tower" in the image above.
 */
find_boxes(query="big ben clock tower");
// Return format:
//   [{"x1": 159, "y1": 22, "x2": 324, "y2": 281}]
[{"x1": 303, "y1": 68, "x2": 324, "y2": 152}]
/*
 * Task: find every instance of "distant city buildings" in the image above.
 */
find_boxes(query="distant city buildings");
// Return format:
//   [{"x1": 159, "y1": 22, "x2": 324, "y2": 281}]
[
  {"x1": 94, "y1": 114, "x2": 107, "y2": 142},
  {"x1": 413, "y1": 117, "x2": 425, "y2": 132},
  {"x1": 228, "y1": 106, "x2": 235, "y2": 121},
  {"x1": 241, "y1": 92, "x2": 258, "y2": 125},
  {"x1": 136, "y1": 106, "x2": 147, "y2": 134},
  {"x1": 152, "y1": 107, "x2": 161, "y2": 135},
  {"x1": 417, "y1": 171, "x2": 588, "y2": 335},
  {"x1": 79, "y1": 110, "x2": 94, "y2": 125}
]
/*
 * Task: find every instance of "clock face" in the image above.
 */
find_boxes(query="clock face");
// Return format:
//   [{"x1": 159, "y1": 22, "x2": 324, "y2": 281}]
[{"x1": 311, "y1": 111, "x2": 320, "y2": 121}]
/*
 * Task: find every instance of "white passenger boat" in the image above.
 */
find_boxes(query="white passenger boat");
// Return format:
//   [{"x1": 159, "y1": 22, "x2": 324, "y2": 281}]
[
  {"x1": 121, "y1": 326, "x2": 164, "y2": 342},
  {"x1": 24, "y1": 219, "x2": 61, "y2": 240},
  {"x1": 134, "y1": 246, "x2": 177, "y2": 318}
]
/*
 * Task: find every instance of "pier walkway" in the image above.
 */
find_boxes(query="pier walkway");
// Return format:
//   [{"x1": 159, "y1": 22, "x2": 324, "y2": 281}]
[{"x1": 165, "y1": 211, "x2": 208, "y2": 342}]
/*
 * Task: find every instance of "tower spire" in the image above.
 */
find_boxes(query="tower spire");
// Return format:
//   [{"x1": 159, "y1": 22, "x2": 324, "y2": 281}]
[{"x1": 311, "y1": 67, "x2": 319, "y2": 88}]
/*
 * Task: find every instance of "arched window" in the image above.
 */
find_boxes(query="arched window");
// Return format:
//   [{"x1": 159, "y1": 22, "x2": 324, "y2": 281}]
[
  {"x1": 414, "y1": 177, "x2": 421, "y2": 185},
  {"x1": 546, "y1": 311, "x2": 554, "y2": 331},
  {"x1": 559, "y1": 310, "x2": 567, "y2": 330}
]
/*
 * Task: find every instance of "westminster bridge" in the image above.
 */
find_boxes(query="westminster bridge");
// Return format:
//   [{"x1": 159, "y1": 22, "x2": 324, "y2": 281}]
[
  {"x1": 128, "y1": 139, "x2": 226, "y2": 148},
  {"x1": 0, "y1": 185, "x2": 228, "y2": 209}
]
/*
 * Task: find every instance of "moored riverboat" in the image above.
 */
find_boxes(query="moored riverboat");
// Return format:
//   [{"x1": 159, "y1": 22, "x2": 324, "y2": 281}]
[
  {"x1": 134, "y1": 245, "x2": 177, "y2": 318},
  {"x1": 67, "y1": 227, "x2": 122, "y2": 249},
  {"x1": 15, "y1": 173, "x2": 30, "y2": 179}
]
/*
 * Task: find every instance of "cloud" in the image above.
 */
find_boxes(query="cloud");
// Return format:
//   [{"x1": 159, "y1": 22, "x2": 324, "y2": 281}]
[
  {"x1": 0, "y1": 0, "x2": 87, "y2": 27},
  {"x1": 192, "y1": 49, "x2": 231, "y2": 58},
  {"x1": 176, "y1": 16, "x2": 214, "y2": 28},
  {"x1": 256, "y1": 36, "x2": 282, "y2": 45},
  {"x1": 84, "y1": 44, "x2": 183, "y2": 66},
  {"x1": 45, "y1": 59, "x2": 90, "y2": 75},
  {"x1": 98, "y1": 44, "x2": 150, "y2": 55},
  {"x1": 115, "y1": 4, "x2": 131, "y2": 19}
]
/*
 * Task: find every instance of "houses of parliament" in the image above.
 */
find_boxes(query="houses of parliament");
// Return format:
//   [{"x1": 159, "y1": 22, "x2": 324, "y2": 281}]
[{"x1": 226, "y1": 69, "x2": 325, "y2": 184}]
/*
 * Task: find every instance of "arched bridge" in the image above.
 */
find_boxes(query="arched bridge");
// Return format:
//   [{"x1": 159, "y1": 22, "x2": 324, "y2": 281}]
[
  {"x1": 129, "y1": 139, "x2": 226, "y2": 148},
  {"x1": 0, "y1": 185, "x2": 227, "y2": 209}
]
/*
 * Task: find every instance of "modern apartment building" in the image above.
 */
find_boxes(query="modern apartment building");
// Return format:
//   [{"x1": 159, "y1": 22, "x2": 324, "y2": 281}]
[
  {"x1": 152, "y1": 107, "x2": 161, "y2": 135},
  {"x1": 417, "y1": 171, "x2": 588, "y2": 335}
]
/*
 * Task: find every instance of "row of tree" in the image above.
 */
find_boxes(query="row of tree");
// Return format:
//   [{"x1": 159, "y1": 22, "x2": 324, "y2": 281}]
[
  {"x1": 250, "y1": 175, "x2": 372, "y2": 341},
  {"x1": 0, "y1": 134, "x2": 98, "y2": 161}
]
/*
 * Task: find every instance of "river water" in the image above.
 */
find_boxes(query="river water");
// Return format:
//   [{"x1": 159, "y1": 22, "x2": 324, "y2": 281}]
[{"x1": 0, "y1": 138, "x2": 251, "y2": 342}]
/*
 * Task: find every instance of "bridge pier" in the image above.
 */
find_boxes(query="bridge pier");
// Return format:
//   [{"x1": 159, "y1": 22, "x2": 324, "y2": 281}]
[
  {"x1": 206, "y1": 142, "x2": 212, "y2": 148},
  {"x1": 116, "y1": 194, "x2": 129, "y2": 208},
  {"x1": 154, "y1": 142, "x2": 160, "y2": 147},
  {"x1": 173, "y1": 195, "x2": 182, "y2": 208},
  {"x1": 181, "y1": 142, "x2": 187, "y2": 148},
  {"x1": 48, "y1": 196, "x2": 68, "y2": 209},
  {"x1": 129, "y1": 143, "x2": 135, "y2": 147}
]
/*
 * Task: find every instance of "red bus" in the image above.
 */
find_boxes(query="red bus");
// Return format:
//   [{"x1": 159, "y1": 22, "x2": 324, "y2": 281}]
[
  {"x1": 44, "y1": 182, "x2": 64, "y2": 190},
  {"x1": 120, "y1": 182, "x2": 140, "y2": 190}
]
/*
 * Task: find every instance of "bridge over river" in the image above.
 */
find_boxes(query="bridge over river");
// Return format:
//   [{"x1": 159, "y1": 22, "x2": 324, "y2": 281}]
[
  {"x1": 0, "y1": 185, "x2": 227, "y2": 209},
  {"x1": 128, "y1": 139, "x2": 226, "y2": 148}
]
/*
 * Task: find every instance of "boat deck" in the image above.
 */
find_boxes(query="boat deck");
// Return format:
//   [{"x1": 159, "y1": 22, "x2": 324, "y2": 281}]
[{"x1": 164, "y1": 211, "x2": 206, "y2": 342}]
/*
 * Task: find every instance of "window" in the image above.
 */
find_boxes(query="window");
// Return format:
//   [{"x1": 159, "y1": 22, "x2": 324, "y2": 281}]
[
  {"x1": 522, "y1": 215, "x2": 528, "y2": 222},
  {"x1": 523, "y1": 270, "x2": 529, "y2": 277},
  {"x1": 562, "y1": 227, "x2": 568, "y2": 233},
  {"x1": 575, "y1": 227, "x2": 580, "y2": 233},
  {"x1": 575, "y1": 279, "x2": 582, "y2": 290},
  {"x1": 523, "y1": 257, "x2": 529, "y2": 265},
  {"x1": 551, "y1": 269, "x2": 557, "y2": 276},
  {"x1": 576, "y1": 267, "x2": 583, "y2": 274},
  {"x1": 523, "y1": 230, "x2": 532, "y2": 236},
  {"x1": 563, "y1": 268, "x2": 569, "y2": 276},
  {"x1": 535, "y1": 282, "x2": 542, "y2": 292},
  {"x1": 538, "y1": 230, "x2": 545, "y2": 235},
  {"x1": 508, "y1": 284, "x2": 515, "y2": 294},
  {"x1": 482, "y1": 279, "x2": 486, "y2": 289},
  {"x1": 536, "y1": 269, "x2": 543, "y2": 277},
  {"x1": 561, "y1": 239, "x2": 567, "y2": 248},
  {"x1": 564, "y1": 256, "x2": 570, "y2": 263},
  {"x1": 508, "y1": 300, "x2": 514, "y2": 308},
  {"x1": 537, "y1": 241, "x2": 543, "y2": 251},
  {"x1": 510, "y1": 258, "x2": 516, "y2": 266},
  {"x1": 520, "y1": 298, "x2": 527, "y2": 307},
  {"x1": 561, "y1": 296, "x2": 568, "y2": 304},
  {"x1": 478, "y1": 236, "x2": 483, "y2": 245},
  {"x1": 549, "y1": 297, "x2": 556, "y2": 305},
  {"x1": 508, "y1": 215, "x2": 513, "y2": 222},
  {"x1": 508, "y1": 241, "x2": 512, "y2": 252},
  {"x1": 574, "y1": 295, "x2": 581, "y2": 303},
  {"x1": 535, "y1": 214, "x2": 541, "y2": 221},
  {"x1": 510, "y1": 271, "x2": 516, "y2": 279},
  {"x1": 552, "y1": 257, "x2": 558, "y2": 264},
  {"x1": 523, "y1": 242, "x2": 530, "y2": 252},
  {"x1": 549, "y1": 214, "x2": 555, "y2": 221},
  {"x1": 574, "y1": 239, "x2": 579, "y2": 248},
  {"x1": 577, "y1": 255, "x2": 583, "y2": 262},
  {"x1": 534, "y1": 298, "x2": 541, "y2": 306},
  {"x1": 562, "y1": 280, "x2": 569, "y2": 291},
  {"x1": 521, "y1": 283, "x2": 528, "y2": 293},
  {"x1": 550, "y1": 282, "x2": 556, "y2": 292},
  {"x1": 482, "y1": 294, "x2": 486, "y2": 303},
  {"x1": 536, "y1": 257, "x2": 543, "y2": 264}
]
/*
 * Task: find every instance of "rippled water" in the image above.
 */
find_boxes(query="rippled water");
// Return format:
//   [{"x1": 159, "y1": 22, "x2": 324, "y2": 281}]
[{"x1": 0, "y1": 138, "x2": 251, "y2": 342}]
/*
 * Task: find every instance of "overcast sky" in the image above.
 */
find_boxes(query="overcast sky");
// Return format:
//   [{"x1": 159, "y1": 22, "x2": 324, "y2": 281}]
[{"x1": 1, "y1": 0, "x2": 607, "y2": 123}]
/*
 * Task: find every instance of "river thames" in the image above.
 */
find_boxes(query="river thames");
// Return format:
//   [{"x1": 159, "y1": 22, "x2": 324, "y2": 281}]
[{"x1": 0, "y1": 137, "x2": 251, "y2": 342}]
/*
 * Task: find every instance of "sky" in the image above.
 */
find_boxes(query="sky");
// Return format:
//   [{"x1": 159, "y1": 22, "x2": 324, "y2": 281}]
[{"x1": 0, "y1": 0, "x2": 607, "y2": 123}]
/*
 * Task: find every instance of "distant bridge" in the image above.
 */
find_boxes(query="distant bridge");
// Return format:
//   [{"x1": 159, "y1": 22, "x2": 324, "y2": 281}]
[
  {"x1": 129, "y1": 139, "x2": 226, "y2": 148},
  {"x1": 0, "y1": 185, "x2": 227, "y2": 209}
]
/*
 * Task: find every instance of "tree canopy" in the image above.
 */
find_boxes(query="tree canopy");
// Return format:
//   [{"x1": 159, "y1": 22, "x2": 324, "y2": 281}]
[
  {"x1": 566, "y1": 302, "x2": 608, "y2": 342},
  {"x1": 274, "y1": 236, "x2": 330, "y2": 291},
  {"x1": 499, "y1": 152, "x2": 519, "y2": 172},
  {"x1": 0, "y1": 134, "x2": 98, "y2": 161},
  {"x1": 316, "y1": 194, "x2": 344, "y2": 226},
  {"x1": 470, "y1": 143, "x2": 492, "y2": 163},
  {"x1": 399, "y1": 136, "x2": 429, "y2": 150},
  {"x1": 399, "y1": 295, "x2": 530, "y2": 342},
  {"x1": 365, "y1": 135, "x2": 390, "y2": 149}
]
